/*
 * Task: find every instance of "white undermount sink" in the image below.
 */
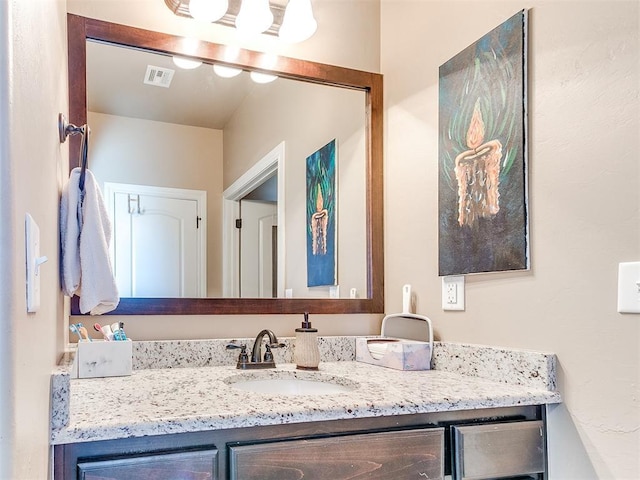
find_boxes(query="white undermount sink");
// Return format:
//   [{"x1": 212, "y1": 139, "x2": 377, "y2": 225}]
[{"x1": 225, "y1": 373, "x2": 357, "y2": 396}]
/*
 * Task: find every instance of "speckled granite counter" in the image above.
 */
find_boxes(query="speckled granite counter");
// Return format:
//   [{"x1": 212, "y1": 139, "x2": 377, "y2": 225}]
[{"x1": 50, "y1": 338, "x2": 561, "y2": 445}]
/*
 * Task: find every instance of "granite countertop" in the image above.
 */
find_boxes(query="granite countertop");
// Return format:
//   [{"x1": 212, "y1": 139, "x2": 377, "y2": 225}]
[{"x1": 50, "y1": 338, "x2": 561, "y2": 445}]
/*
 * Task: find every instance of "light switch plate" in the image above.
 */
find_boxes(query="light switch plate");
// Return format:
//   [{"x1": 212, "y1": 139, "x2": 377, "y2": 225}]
[
  {"x1": 442, "y1": 275, "x2": 465, "y2": 311},
  {"x1": 25, "y1": 213, "x2": 47, "y2": 313},
  {"x1": 617, "y1": 262, "x2": 640, "y2": 314}
]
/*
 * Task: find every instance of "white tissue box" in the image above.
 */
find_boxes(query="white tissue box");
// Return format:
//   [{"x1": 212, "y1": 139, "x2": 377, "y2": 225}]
[
  {"x1": 355, "y1": 337, "x2": 431, "y2": 371},
  {"x1": 76, "y1": 339, "x2": 133, "y2": 378}
]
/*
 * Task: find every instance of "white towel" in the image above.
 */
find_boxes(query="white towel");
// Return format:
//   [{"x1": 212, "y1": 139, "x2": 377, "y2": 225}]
[{"x1": 60, "y1": 167, "x2": 119, "y2": 315}]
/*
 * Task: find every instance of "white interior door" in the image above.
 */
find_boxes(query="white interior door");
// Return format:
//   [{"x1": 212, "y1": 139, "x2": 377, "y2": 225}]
[
  {"x1": 106, "y1": 183, "x2": 206, "y2": 298},
  {"x1": 240, "y1": 200, "x2": 277, "y2": 298}
]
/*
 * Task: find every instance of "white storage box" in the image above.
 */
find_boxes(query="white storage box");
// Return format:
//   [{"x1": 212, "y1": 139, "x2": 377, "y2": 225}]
[
  {"x1": 355, "y1": 313, "x2": 433, "y2": 371},
  {"x1": 76, "y1": 339, "x2": 133, "y2": 378}
]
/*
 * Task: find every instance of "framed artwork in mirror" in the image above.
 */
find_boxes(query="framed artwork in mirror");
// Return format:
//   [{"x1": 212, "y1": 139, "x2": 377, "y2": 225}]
[
  {"x1": 438, "y1": 9, "x2": 529, "y2": 276},
  {"x1": 306, "y1": 139, "x2": 337, "y2": 287}
]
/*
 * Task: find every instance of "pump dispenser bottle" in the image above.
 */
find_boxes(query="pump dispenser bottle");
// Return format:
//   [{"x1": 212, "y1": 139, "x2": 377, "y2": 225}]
[{"x1": 294, "y1": 312, "x2": 320, "y2": 370}]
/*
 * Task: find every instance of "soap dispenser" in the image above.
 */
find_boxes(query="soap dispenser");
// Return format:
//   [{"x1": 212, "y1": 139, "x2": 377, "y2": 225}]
[{"x1": 294, "y1": 312, "x2": 320, "y2": 370}]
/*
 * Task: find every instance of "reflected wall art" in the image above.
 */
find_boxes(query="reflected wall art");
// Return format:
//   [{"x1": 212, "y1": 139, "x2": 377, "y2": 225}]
[{"x1": 306, "y1": 139, "x2": 337, "y2": 287}]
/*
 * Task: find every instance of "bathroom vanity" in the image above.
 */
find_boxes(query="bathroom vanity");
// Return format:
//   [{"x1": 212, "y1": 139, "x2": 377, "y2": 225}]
[{"x1": 51, "y1": 339, "x2": 560, "y2": 479}]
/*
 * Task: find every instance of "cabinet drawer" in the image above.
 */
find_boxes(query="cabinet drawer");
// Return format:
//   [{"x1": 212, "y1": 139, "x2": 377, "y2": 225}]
[
  {"x1": 452, "y1": 420, "x2": 545, "y2": 480},
  {"x1": 229, "y1": 428, "x2": 444, "y2": 480},
  {"x1": 77, "y1": 449, "x2": 218, "y2": 480}
]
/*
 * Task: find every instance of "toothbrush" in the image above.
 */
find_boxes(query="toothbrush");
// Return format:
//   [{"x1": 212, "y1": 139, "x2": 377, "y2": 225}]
[
  {"x1": 69, "y1": 323, "x2": 81, "y2": 341},
  {"x1": 110, "y1": 322, "x2": 127, "y2": 341},
  {"x1": 94, "y1": 323, "x2": 113, "y2": 341},
  {"x1": 77, "y1": 324, "x2": 92, "y2": 342}
]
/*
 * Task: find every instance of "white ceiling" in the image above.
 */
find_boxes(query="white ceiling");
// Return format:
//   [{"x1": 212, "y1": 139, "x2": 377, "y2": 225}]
[{"x1": 87, "y1": 40, "x2": 258, "y2": 130}]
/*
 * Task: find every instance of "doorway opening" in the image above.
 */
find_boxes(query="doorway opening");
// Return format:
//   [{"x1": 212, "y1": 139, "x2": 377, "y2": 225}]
[{"x1": 222, "y1": 142, "x2": 285, "y2": 298}]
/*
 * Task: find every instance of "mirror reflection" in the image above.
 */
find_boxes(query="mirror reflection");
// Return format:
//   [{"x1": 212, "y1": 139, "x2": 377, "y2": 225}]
[{"x1": 86, "y1": 40, "x2": 367, "y2": 300}]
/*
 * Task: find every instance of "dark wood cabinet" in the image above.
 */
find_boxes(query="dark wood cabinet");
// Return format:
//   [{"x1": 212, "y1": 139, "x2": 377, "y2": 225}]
[
  {"x1": 452, "y1": 420, "x2": 546, "y2": 480},
  {"x1": 55, "y1": 405, "x2": 547, "y2": 480},
  {"x1": 228, "y1": 428, "x2": 444, "y2": 480},
  {"x1": 77, "y1": 449, "x2": 218, "y2": 480}
]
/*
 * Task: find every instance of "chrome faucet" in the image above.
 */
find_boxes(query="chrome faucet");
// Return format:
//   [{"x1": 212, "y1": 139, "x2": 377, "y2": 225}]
[{"x1": 226, "y1": 329, "x2": 285, "y2": 369}]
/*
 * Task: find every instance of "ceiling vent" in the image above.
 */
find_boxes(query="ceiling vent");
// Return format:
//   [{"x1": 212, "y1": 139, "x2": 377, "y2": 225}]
[{"x1": 143, "y1": 65, "x2": 175, "y2": 88}]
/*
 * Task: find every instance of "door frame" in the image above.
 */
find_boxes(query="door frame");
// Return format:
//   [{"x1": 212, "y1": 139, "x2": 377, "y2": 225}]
[
  {"x1": 222, "y1": 142, "x2": 285, "y2": 298},
  {"x1": 104, "y1": 182, "x2": 207, "y2": 297}
]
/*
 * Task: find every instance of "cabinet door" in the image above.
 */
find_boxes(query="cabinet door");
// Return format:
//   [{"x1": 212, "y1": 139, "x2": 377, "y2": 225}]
[
  {"x1": 77, "y1": 449, "x2": 217, "y2": 480},
  {"x1": 452, "y1": 420, "x2": 545, "y2": 480},
  {"x1": 229, "y1": 428, "x2": 444, "y2": 480}
]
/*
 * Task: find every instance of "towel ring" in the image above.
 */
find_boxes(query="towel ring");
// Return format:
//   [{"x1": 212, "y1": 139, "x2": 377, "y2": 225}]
[
  {"x1": 58, "y1": 113, "x2": 86, "y2": 143},
  {"x1": 58, "y1": 113, "x2": 90, "y2": 191}
]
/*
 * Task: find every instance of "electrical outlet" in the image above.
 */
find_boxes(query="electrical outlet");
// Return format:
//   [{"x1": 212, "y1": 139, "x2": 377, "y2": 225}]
[
  {"x1": 446, "y1": 282, "x2": 457, "y2": 304},
  {"x1": 442, "y1": 276, "x2": 465, "y2": 311}
]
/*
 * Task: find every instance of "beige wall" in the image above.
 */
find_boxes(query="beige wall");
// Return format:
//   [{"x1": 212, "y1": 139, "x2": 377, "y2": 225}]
[
  {"x1": 88, "y1": 112, "x2": 224, "y2": 296},
  {"x1": 381, "y1": 1, "x2": 639, "y2": 478},
  {"x1": 224, "y1": 79, "x2": 368, "y2": 298},
  {"x1": 0, "y1": 0, "x2": 68, "y2": 478}
]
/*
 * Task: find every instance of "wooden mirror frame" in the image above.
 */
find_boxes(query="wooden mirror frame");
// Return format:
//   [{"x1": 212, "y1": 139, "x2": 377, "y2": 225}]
[{"x1": 67, "y1": 14, "x2": 384, "y2": 315}]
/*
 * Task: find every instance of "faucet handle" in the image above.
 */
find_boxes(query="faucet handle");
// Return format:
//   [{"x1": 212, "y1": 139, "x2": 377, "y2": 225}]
[
  {"x1": 263, "y1": 345, "x2": 274, "y2": 363},
  {"x1": 227, "y1": 343, "x2": 250, "y2": 369}
]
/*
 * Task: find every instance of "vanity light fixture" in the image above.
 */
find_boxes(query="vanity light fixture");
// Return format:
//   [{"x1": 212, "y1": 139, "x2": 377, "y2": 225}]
[
  {"x1": 278, "y1": 0, "x2": 317, "y2": 43},
  {"x1": 212, "y1": 66, "x2": 278, "y2": 83},
  {"x1": 173, "y1": 56, "x2": 203, "y2": 69},
  {"x1": 250, "y1": 71, "x2": 278, "y2": 83},
  {"x1": 172, "y1": 37, "x2": 203, "y2": 69},
  {"x1": 164, "y1": 0, "x2": 317, "y2": 42},
  {"x1": 213, "y1": 64, "x2": 243, "y2": 78},
  {"x1": 188, "y1": 0, "x2": 228, "y2": 23},
  {"x1": 249, "y1": 52, "x2": 279, "y2": 83},
  {"x1": 236, "y1": 0, "x2": 273, "y2": 36}
]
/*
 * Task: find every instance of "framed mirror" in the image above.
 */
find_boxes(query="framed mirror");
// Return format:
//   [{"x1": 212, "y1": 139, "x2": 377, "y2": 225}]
[{"x1": 67, "y1": 13, "x2": 383, "y2": 315}]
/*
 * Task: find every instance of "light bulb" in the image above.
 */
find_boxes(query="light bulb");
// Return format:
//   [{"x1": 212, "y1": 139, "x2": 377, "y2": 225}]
[
  {"x1": 250, "y1": 71, "x2": 278, "y2": 84},
  {"x1": 189, "y1": 0, "x2": 228, "y2": 23},
  {"x1": 173, "y1": 56, "x2": 202, "y2": 69},
  {"x1": 279, "y1": 0, "x2": 317, "y2": 43},
  {"x1": 235, "y1": 0, "x2": 274, "y2": 36},
  {"x1": 213, "y1": 64, "x2": 243, "y2": 78}
]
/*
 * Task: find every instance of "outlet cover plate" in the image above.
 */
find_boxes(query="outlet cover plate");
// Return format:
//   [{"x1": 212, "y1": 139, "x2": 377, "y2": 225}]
[{"x1": 442, "y1": 276, "x2": 465, "y2": 311}]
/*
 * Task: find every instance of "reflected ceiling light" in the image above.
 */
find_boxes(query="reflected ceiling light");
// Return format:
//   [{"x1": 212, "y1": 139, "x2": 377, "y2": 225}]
[
  {"x1": 188, "y1": 0, "x2": 228, "y2": 23},
  {"x1": 250, "y1": 71, "x2": 278, "y2": 84},
  {"x1": 173, "y1": 56, "x2": 203, "y2": 69},
  {"x1": 279, "y1": 0, "x2": 317, "y2": 43},
  {"x1": 235, "y1": 0, "x2": 274, "y2": 36},
  {"x1": 213, "y1": 64, "x2": 243, "y2": 78}
]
